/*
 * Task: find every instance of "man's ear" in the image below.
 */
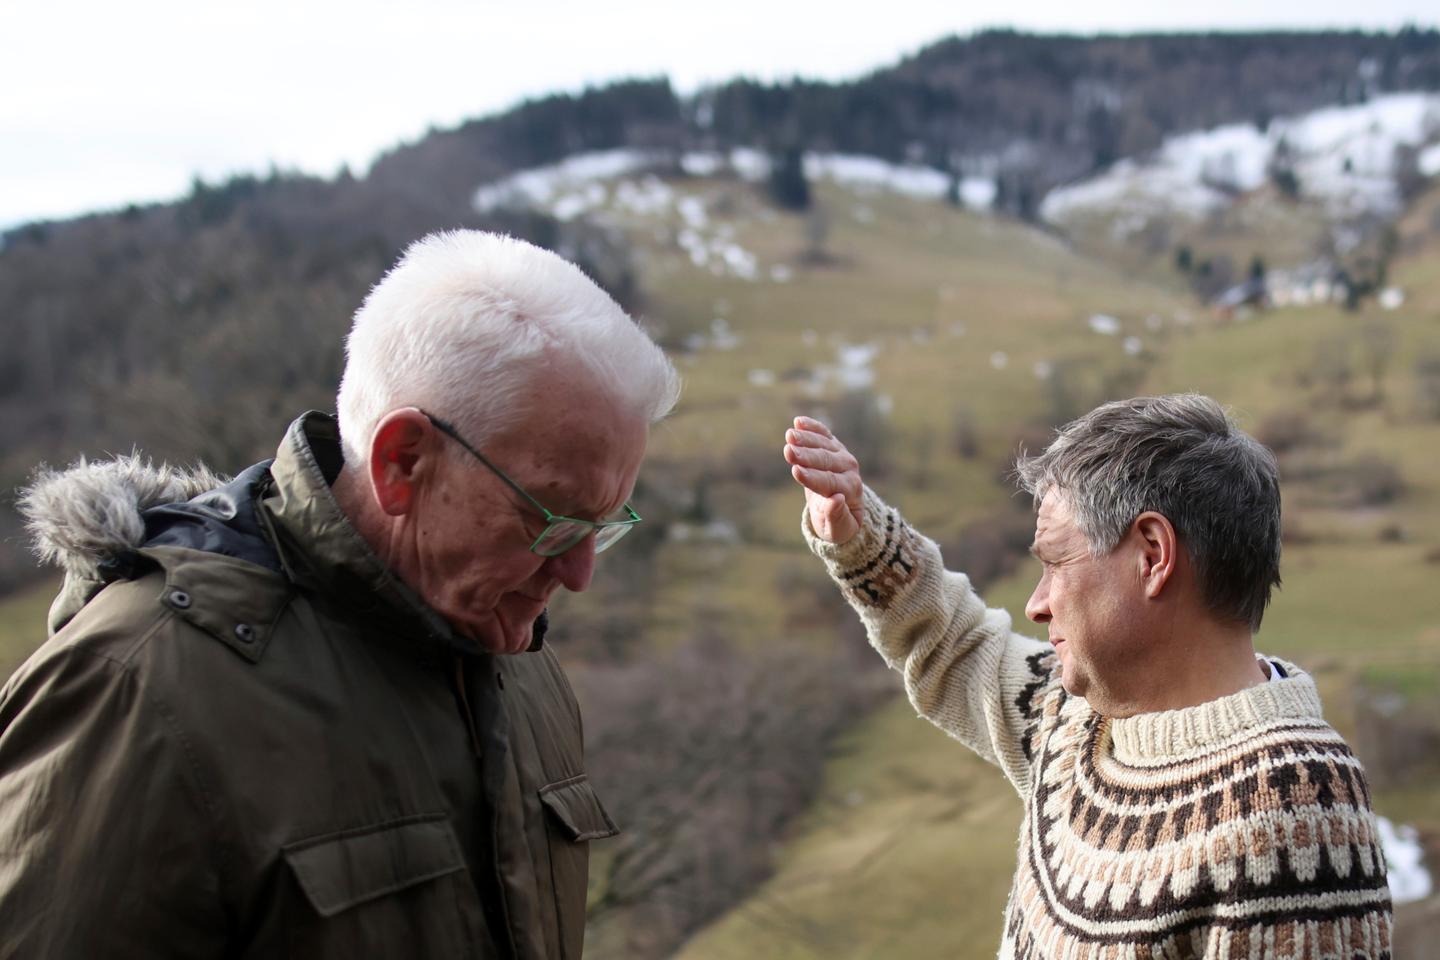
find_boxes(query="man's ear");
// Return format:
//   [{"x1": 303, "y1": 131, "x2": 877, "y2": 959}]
[
  {"x1": 1132, "y1": 511, "x2": 1179, "y2": 599},
  {"x1": 368, "y1": 408, "x2": 437, "y2": 517}
]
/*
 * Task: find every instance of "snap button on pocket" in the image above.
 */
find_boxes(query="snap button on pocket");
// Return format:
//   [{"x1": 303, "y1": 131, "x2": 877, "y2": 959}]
[
  {"x1": 234, "y1": 623, "x2": 256, "y2": 643},
  {"x1": 167, "y1": 590, "x2": 192, "y2": 610}
]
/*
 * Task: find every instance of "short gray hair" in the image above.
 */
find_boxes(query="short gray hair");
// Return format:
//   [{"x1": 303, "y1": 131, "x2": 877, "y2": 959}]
[
  {"x1": 1015, "y1": 394, "x2": 1281, "y2": 632},
  {"x1": 337, "y1": 230, "x2": 680, "y2": 467}
]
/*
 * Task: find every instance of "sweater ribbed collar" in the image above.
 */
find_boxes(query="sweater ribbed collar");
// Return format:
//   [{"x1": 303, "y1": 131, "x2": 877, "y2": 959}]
[{"x1": 1107, "y1": 658, "x2": 1325, "y2": 762}]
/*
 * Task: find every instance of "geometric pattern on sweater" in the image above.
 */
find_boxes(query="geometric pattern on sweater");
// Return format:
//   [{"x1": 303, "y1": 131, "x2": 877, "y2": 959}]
[
  {"x1": 804, "y1": 488, "x2": 1394, "y2": 960},
  {"x1": 1008, "y1": 687, "x2": 1393, "y2": 959}
]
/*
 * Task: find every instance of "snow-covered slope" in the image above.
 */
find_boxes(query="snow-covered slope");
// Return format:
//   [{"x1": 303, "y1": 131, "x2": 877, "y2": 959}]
[
  {"x1": 473, "y1": 148, "x2": 997, "y2": 219},
  {"x1": 471, "y1": 94, "x2": 1440, "y2": 240},
  {"x1": 1042, "y1": 93, "x2": 1440, "y2": 224}
]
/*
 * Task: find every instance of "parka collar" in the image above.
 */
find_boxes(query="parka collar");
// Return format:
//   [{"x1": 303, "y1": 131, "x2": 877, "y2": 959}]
[{"x1": 259, "y1": 411, "x2": 541, "y2": 659}]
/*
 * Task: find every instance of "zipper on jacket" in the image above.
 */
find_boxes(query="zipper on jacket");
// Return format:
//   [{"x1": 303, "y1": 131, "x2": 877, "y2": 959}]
[{"x1": 452, "y1": 655, "x2": 484, "y2": 760}]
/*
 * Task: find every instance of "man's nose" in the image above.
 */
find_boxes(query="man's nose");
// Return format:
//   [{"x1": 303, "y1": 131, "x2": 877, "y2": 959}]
[
  {"x1": 543, "y1": 536, "x2": 597, "y2": 592},
  {"x1": 1025, "y1": 579, "x2": 1050, "y2": 624}
]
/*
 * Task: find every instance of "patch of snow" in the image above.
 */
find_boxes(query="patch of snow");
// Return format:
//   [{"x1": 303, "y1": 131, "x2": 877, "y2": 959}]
[
  {"x1": 681, "y1": 152, "x2": 723, "y2": 177},
  {"x1": 1420, "y1": 142, "x2": 1440, "y2": 178},
  {"x1": 613, "y1": 176, "x2": 674, "y2": 217},
  {"x1": 677, "y1": 195, "x2": 708, "y2": 228},
  {"x1": 961, "y1": 177, "x2": 998, "y2": 209},
  {"x1": 1033, "y1": 360, "x2": 1054, "y2": 380},
  {"x1": 748, "y1": 369, "x2": 776, "y2": 387},
  {"x1": 875, "y1": 394, "x2": 894, "y2": 415},
  {"x1": 473, "y1": 149, "x2": 660, "y2": 214},
  {"x1": 835, "y1": 343, "x2": 879, "y2": 389},
  {"x1": 1145, "y1": 314, "x2": 1164, "y2": 331},
  {"x1": 807, "y1": 341, "x2": 881, "y2": 393},
  {"x1": 1378, "y1": 287, "x2": 1405, "y2": 310},
  {"x1": 1089, "y1": 314, "x2": 1122, "y2": 335},
  {"x1": 769, "y1": 265, "x2": 793, "y2": 283},
  {"x1": 990, "y1": 351, "x2": 1009, "y2": 370},
  {"x1": 730, "y1": 148, "x2": 770, "y2": 182},
  {"x1": 1377, "y1": 816, "x2": 1433, "y2": 905},
  {"x1": 1123, "y1": 336, "x2": 1143, "y2": 356},
  {"x1": 1162, "y1": 122, "x2": 1271, "y2": 193},
  {"x1": 678, "y1": 229, "x2": 708, "y2": 267},
  {"x1": 677, "y1": 229, "x2": 759, "y2": 281},
  {"x1": 549, "y1": 181, "x2": 608, "y2": 221},
  {"x1": 718, "y1": 242, "x2": 758, "y2": 280},
  {"x1": 807, "y1": 154, "x2": 948, "y2": 200},
  {"x1": 1042, "y1": 160, "x2": 1230, "y2": 223}
]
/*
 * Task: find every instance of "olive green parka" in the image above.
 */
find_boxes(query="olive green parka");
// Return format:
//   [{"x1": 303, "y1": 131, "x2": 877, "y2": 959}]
[{"x1": 0, "y1": 412, "x2": 616, "y2": 959}]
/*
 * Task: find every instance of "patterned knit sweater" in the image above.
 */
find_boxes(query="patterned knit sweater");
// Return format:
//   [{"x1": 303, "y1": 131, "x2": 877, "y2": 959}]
[{"x1": 805, "y1": 488, "x2": 1393, "y2": 960}]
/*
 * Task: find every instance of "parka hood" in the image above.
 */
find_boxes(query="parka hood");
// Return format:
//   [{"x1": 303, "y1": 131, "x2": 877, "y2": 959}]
[{"x1": 19, "y1": 454, "x2": 227, "y2": 581}]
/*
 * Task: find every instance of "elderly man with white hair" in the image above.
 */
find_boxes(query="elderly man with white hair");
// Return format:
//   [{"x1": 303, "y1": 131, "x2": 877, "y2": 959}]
[{"x1": 1, "y1": 231, "x2": 679, "y2": 958}]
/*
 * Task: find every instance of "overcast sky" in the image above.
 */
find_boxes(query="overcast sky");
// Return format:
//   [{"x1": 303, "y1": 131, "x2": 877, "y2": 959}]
[{"x1": 3, "y1": 0, "x2": 1437, "y2": 228}]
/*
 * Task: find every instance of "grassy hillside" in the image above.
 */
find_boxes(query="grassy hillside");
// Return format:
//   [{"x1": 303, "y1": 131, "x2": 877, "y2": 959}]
[{"x1": 0, "y1": 579, "x2": 56, "y2": 684}]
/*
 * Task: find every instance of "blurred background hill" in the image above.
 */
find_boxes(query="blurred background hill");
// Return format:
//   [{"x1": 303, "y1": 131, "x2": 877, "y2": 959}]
[{"x1": 4, "y1": 25, "x2": 1440, "y2": 959}]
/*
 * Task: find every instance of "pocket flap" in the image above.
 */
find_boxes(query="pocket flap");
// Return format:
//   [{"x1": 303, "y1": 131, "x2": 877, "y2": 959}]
[
  {"x1": 282, "y1": 814, "x2": 466, "y2": 917},
  {"x1": 539, "y1": 775, "x2": 620, "y2": 842}
]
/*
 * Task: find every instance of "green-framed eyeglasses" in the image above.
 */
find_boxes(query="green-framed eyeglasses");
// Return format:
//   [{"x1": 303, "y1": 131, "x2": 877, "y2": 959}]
[{"x1": 423, "y1": 413, "x2": 642, "y2": 557}]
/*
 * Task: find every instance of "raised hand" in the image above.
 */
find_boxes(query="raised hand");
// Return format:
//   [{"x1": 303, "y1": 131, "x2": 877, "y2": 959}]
[{"x1": 784, "y1": 416, "x2": 865, "y2": 544}]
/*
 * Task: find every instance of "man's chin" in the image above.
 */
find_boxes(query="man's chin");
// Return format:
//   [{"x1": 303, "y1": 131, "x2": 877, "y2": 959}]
[
  {"x1": 487, "y1": 610, "x2": 546, "y2": 655},
  {"x1": 470, "y1": 623, "x2": 532, "y2": 655}
]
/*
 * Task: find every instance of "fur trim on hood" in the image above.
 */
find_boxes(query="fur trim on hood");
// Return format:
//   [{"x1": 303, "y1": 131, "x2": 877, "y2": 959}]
[{"x1": 18, "y1": 455, "x2": 227, "y2": 581}]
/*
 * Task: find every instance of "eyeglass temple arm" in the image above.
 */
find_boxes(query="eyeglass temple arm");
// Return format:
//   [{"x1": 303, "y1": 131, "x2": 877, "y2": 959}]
[
  {"x1": 423, "y1": 414, "x2": 557, "y2": 520},
  {"x1": 426, "y1": 413, "x2": 640, "y2": 526}
]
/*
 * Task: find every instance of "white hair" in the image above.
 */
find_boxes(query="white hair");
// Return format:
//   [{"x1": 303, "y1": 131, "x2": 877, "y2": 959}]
[{"x1": 337, "y1": 230, "x2": 680, "y2": 467}]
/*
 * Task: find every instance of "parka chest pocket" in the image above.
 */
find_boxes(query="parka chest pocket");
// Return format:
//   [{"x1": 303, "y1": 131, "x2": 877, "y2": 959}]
[
  {"x1": 539, "y1": 775, "x2": 620, "y2": 843},
  {"x1": 539, "y1": 775, "x2": 619, "y2": 958},
  {"x1": 282, "y1": 813, "x2": 477, "y2": 957}
]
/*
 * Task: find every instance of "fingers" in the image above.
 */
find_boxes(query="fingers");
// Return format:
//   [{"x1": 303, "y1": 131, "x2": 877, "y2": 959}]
[
  {"x1": 791, "y1": 463, "x2": 842, "y2": 496},
  {"x1": 792, "y1": 416, "x2": 834, "y2": 439},
  {"x1": 790, "y1": 462, "x2": 861, "y2": 502},
  {"x1": 785, "y1": 433, "x2": 857, "y2": 471},
  {"x1": 785, "y1": 444, "x2": 850, "y2": 477},
  {"x1": 785, "y1": 425, "x2": 839, "y2": 451}
]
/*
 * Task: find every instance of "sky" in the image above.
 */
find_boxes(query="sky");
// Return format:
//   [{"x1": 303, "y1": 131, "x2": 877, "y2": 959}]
[{"x1": 3, "y1": 0, "x2": 1437, "y2": 229}]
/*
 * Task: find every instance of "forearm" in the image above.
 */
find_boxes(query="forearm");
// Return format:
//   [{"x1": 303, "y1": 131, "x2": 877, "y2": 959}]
[{"x1": 804, "y1": 487, "x2": 1054, "y2": 787}]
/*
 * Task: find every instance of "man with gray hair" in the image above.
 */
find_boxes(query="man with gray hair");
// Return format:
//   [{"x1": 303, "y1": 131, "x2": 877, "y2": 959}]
[
  {"x1": 1, "y1": 230, "x2": 679, "y2": 957},
  {"x1": 785, "y1": 394, "x2": 1392, "y2": 959}
]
